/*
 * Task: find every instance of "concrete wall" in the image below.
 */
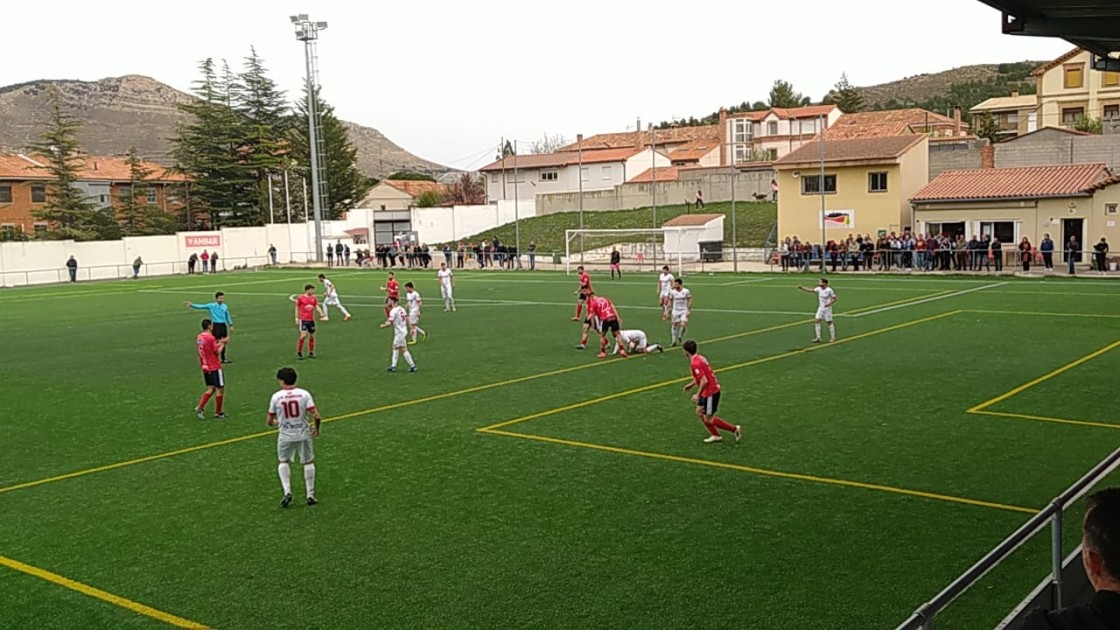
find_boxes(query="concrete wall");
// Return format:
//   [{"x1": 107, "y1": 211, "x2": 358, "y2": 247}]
[
  {"x1": 535, "y1": 167, "x2": 772, "y2": 215},
  {"x1": 995, "y1": 131, "x2": 1120, "y2": 171},
  {"x1": 929, "y1": 139, "x2": 987, "y2": 177},
  {"x1": 410, "y1": 200, "x2": 537, "y2": 245}
]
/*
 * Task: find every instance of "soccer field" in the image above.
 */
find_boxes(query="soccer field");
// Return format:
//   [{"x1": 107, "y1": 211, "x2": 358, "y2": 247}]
[{"x1": 2, "y1": 268, "x2": 1119, "y2": 629}]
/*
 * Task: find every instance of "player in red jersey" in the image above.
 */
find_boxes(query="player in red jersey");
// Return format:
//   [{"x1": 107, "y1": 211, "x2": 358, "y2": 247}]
[
  {"x1": 195, "y1": 318, "x2": 228, "y2": 420},
  {"x1": 682, "y1": 340, "x2": 741, "y2": 443},
  {"x1": 588, "y1": 294, "x2": 626, "y2": 358},
  {"x1": 380, "y1": 271, "x2": 400, "y2": 318},
  {"x1": 571, "y1": 265, "x2": 593, "y2": 321},
  {"x1": 295, "y1": 284, "x2": 325, "y2": 360}
]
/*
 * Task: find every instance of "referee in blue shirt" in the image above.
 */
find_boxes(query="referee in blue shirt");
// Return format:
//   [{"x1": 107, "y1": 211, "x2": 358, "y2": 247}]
[{"x1": 185, "y1": 292, "x2": 234, "y2": 363}]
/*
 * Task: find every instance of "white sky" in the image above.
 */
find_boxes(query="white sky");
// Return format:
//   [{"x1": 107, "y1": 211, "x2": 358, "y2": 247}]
[{"x1": 5, "y1": 0, "x2": 1072, "y2": 170}]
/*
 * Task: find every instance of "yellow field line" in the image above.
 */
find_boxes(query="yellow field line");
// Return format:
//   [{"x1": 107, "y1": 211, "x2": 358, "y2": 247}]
[
  {"x1": 480, "y1": 429, "x2": 1036, "y2": 515},
  {"x1": 844, "y1": 290, "x2": 954, "y2": 315},
  {"x1": 0, "y1": 554, "x2": 208, "y2": 628},
  {"x1": 478, "y1": 310, "x2": 961, "y2": 432},
  {"x1": 969, "y1": 409, "x2": 1120, "y2": 431},
  {"x1": 965, "y1": 309, "x2": 1120, "y2": 319},
  {"x1": 968, "y1": 339, "x2": 1120, "y2": 413}
]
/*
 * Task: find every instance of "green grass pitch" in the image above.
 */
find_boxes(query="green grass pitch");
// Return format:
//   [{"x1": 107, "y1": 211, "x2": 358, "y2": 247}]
[{"x1": 1, "y1": 267, "x2": 1119, "y2": 629}]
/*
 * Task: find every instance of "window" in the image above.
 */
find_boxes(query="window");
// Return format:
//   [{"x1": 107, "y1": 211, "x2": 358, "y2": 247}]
[
  {"x1": 146, "y1": 188, "x2": 158, "y2": 204},
  {"x1": 732, "y1": 119, "x2": 752, "y2": 143},
  {"x1": 1005, "y1": 112, "x2": 1018, "y2": 125},
  {"x1": 979, "y1": 221, "x2": 1016, "y2": 243},
  {"x1": 117, "y1": 185, "x2": 131, "y2": 200},
  {"x1": 1062, "y1": 107, "x2": 1086, "y2": 124},
  {"x1": 30, "y1": 185, "x2": 46, "y2": 203},
  {"x1": 1107, "y1": 203, "x2": 1118, "y2": 215},
  {"x1": 99, "y1": 195, "x2": 109, "y2": 205},
  {"x1": 540, "y1": 171, "x2": 558, "y2": 182},
  {"x1": 602, "y1": 165, "x2": 612, "y2": 180},
  {"x1": 868, "y1": 172, "x2": 888, "y2": 192},
  {"x1": 764, "y1": 149, "x2": 778, "y2": 161},
  {"x1": 0, "y1": 185, "x2": 11, "y2": 203},
  {"x1": 802, "y1": 174, "x2": 837, "y2": 194},
  {"x1": 733, "y1": 146, "x2": 752, "y2": 164},
  {"x1": 33, "y1": 223, "x2": 48, "y2": 235},
  {"x1": 168, "y1": 189, "x2": 180, "y2": 204},
  {"x1": 1106, "y1": 105, "x2": 1120, "y2": 120},
  {"x1": 767, "y1": 121, "x2": 779, "y2": 136},
  {"x1": 1104, "y1": 72, "x2": 1120, "y2": 87},
  {"x1": 0, "y1": 224, "x2": 14, "y2": 239},
  {"x1": 800, "y1": 119, "x2": 817, "y2": 134},
  {"x1": 581, "y1": 167, "x2": 590, "y2": 182},
  {"x1": 1064, "y1": 64, "x2": 1085, "y2": 89}
]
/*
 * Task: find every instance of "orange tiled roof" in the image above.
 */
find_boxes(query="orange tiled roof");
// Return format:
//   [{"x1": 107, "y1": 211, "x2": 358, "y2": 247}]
[
  {"x1": 725, "y1": 110, "x2": 771, "y2": 122},
  {"x1": 384, "y1": 179, "x2": 449, "y2": 199},
  {"x1": 0, "y1": 153, "x2": 188, "y2": 182},
  {"x1": 832, "y1": 109, "x2": 956, "y2": 128},
  {"x1": 556, "y1": 126, "x2": 719, "y2": 152},
  {"x1": 774, "y1": 135, "x2": 927, "y2": 168},
  {"x1": 1032, "y1": 47, "x2": 1084, "y2": 77},
  {"x1": 628, "y1": 166, "x2": 683, "y2": 183},
  {"x1": 822, "y1": 121, "x2": 913, "y2": 140},
  {"x1": 769, "y1": 105, "x2": 838, "y2": 120},
  {"x1": 911, "y1": 164, "x2": 1110, "y2": 202},
  {"x1": 480, "y1": 147, "x2": 645, "y2": 172},
  {"x1": 668, "y1": 139, "x2": 719, "y2": 162}
]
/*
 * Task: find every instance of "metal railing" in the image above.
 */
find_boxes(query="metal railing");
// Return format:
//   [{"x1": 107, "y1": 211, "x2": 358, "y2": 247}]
[
  {"x1": 895, "y1": 446, "x2": 1120, "y2": 629},
  {"x1": 0, "y1": 254, "x2": 306, "y2": 288},
  {"x1": 769, "y1": 248, "x2": 1115, "y2": 273}
]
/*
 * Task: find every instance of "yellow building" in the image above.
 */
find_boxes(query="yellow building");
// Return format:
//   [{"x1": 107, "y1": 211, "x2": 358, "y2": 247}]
[
  {"x1": 773, "y1": 135, "x2": 929, "y2": 241},
  {"x1": 911, "y1": 163, "x2": 1120, "y2": 263},
  {"x1": 1034, "y1": 48, "x2": 1120, "y2": 129}
]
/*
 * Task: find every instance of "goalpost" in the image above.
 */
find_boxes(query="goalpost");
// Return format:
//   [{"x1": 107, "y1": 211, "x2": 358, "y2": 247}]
[{"x1": 564, "y1": 228, "x2": 691, "y2": 276}]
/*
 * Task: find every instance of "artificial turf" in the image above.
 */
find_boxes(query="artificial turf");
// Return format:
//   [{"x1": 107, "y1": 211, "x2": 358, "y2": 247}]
[{"x1": 1, "y1": 267, "x2": 1118, "y2": 629}]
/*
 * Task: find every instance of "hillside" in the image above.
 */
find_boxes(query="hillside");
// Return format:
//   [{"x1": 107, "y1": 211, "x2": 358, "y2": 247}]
[
  {"x1": 0, "y1": 75, "x2": 447, "y2": 178},
  {"x1": 857, "y1": 61, "x2": 1044, "y2": 114}
]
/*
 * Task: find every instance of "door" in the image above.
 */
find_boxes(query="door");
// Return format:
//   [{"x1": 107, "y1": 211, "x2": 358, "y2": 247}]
[{"x1": 1062, "y1": 218, "x2": 1084, "y2": 262}]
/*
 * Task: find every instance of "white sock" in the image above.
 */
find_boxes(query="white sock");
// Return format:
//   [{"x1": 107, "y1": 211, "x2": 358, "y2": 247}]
[
  {"x1": 815, "y1": 323, "x2": 822, "y2": 339},
  {"x1": 612, "y1": 344, "x2": 620, "y2": 355},
  {"x1": 339, "y1": 305, "x2": 350, "y2": 317},
  {"x1": 829, "y1": 323, "x2": 836, "y2": 340},
  {"x1": 416, "y1": 326, "x2": 426, "y2": 336},
  {"x1": 278, "y1": 462, "x2": 292, "y2": 495},
  {"x1": 671, "y1": 325, "x2": 678, "y2": 343},
  {"x1": 450, "y1": 298, "x2": 455, "y2": 310},
  {"x1": 304, "y1": 463, "x2": 316, "y2": 497},
  {"x1": 444, "y1": 298, "x2": 451, "y2": 310},
  {"x1": 391, "y1": 348, "x2": 399, "y2": 368},
  {"x1": 679, "y1": 326, "x2": 687, "y2": 341},
  {"x1": 403, "y1": 350, "x2": 416, "y2": 368}
]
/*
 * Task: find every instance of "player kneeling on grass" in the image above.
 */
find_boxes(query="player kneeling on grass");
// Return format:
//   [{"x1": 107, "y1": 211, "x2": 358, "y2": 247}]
[
  {"x1": 195, "y1": 318, "x2": 228, "y2": 420},
  {"x1": 380, "y1": 296, "x2": 417, "y2": 372},
  {"x1": 267, "y1": 367, "x2": 321, "y2": 508},
  {"x1": 613, "y1": 329, "x2": 663, "y2": 356},
  {"x1": 797, "y1": 278, "x2": 837, "y2": 344},
  {"x1": 404, "y1": 282, "x2": 427, "y2": 344},
  {"x1": 682, "y1": 340, "x2": 741, "y2": 444}
]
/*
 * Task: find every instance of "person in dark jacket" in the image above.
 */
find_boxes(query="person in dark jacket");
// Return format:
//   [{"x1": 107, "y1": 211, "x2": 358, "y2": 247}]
[{"x1": 1040, "y1": 234, "x2": 1055, "y2": 271}]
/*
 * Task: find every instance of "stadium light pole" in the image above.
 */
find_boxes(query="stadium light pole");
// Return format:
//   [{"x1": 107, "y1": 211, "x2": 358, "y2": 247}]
[
  {"x1": 291, "y1": 14, "x2": 328, "y2": 263},
  {"x1": 578, "y1": 133, "x2": 584, "y2": 265},
  {"x1": 818, "y1": 113, "x2": 826, "y2": 273},
  {"x1": 731, "y1": 169, "x2": 738, "y2": 273},
  {"x1": 513, "y1": 140, "x2": 520, "y2": 258},
  {"x1": 650, "y1": 124, "x2": 658, "y2": 265}
]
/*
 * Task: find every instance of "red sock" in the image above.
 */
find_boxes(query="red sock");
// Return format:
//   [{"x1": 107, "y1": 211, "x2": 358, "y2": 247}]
[
  {"x1": 309, "y1": 337, "x2": 316, "y2": 352},
  {"x1": 580, "y1": 334, "x2": 588, "y2": 345},
  {"x1": 297, "y1": 338, "x2": 305, "y2": 353},
  {"x1": 599, "y1": 338, "x2": 608, "y2": 352},
  {"x1": 575, "y1": 304, "x2": 583, "y2": 318},
  {"x1": 712, "y1": 417, "x2": 736, "y2": 432},
  {"x1": 198, "y1": 392, "x2": 212, "y2": 409},
  {"x1": 702, "y1": 420, "x2": 720, "y2": 436},
  {"x1": 215, "y1": 395, "x2": 224, "y2": 414}
]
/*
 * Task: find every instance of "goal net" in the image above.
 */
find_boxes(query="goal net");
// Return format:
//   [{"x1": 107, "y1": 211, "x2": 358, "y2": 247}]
[{"x1": 564, "y1": 228, "x2": 701, "y2": 275}]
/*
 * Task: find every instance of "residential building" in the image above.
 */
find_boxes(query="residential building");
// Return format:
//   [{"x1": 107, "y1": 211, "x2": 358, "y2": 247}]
[
  {"x1": 1033, "y1": 48, "x2": 1120, "y2": 129},
  {"x1": 910, "y1": 163, "x2": 1120, "y2": 257},
  {"x1": 666, "y1": 139, "x2": 721, "y2": 167},
  {"x1": 721, "y1": 105, "x2": 842, "y2": 166},
  {"x1": 556, "y1": 125, "x2": 719, "y2": 153},
  {"x1": 969, "y1": 91, "x2": 1040, "y2": 138},
  {"x1": 479, "y1": 147, "x2": 670, "y2": 202},
  {"x1": 0, "y1": 153, "x2": 189, "y2": 237},
  {"x1": 823, "y1": 108, "x2": 972, "y2": 142},
  {"x1": 772, "y1": 135, "x2": 929, "y2": 239},
  {"x1": 361, "y1": 179, "x2": 450, "y2": 211}
]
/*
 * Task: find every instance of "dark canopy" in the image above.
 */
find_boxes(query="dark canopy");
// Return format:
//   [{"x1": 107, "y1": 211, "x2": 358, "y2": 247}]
[{"x1": 980, "y1": 0, "x2": 1120, "y2": 67}]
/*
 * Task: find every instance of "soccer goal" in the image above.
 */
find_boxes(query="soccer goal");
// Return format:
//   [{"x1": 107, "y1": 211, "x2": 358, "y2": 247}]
[{"x1": 564, "y1": 228, "x2": 694, "y2": 275}]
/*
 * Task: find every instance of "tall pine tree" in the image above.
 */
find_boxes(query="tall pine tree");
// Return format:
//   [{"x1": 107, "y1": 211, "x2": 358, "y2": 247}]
[
  {"x1": 28, "y1": 86, "x2": 120, "y2": 241},
  {"x1": 290, "y1": 87, "x2": 373, "y2": 219},
  {"x1": 827, "y1": 73, "x2": 867, "y2": 113},
  {"x1": 119, "y1": 147, "x2": 177, "y2": 236},
  {"x1": 239, "y1": 48, "x2": 290, "y2": 220}
]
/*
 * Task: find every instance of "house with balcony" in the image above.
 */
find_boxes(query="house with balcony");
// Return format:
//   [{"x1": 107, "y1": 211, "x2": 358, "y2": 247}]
[
  {"x1": 479, "y1": 148, "x2": 670, "y2": 202},
  {"x1": 969, "y1": 91, "x2": 1040, "y2": 138},
  {"x1": 721, "y1": 105, "x2": 842, "y2": 165},
  {"x1": 556, "y1": 125, "x2": 719, "y2": 154},
  {"x1": 1033, "y1": 48, "x2": 1120, "y2": 128}
]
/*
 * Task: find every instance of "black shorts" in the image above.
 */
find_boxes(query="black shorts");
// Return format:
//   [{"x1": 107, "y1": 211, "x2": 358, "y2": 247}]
[
  {"x1": 212, "y1": 323, "x2": 228, "y2": 340},
  {"x1": 300, "y1": 320, "x2": 316, "y2": 333},
  {"x1": 599, "y1": 318, "x2": 620, "y2": 334},
  {"x1": 697, "y1": 391, "x2": 721, "y2": 415},
  {"x1": 578, "y1": 291, "x2": 589, "y2": 301},
  {"x1": 202, "y1": 369, "x2": 224, "y2": 388}
]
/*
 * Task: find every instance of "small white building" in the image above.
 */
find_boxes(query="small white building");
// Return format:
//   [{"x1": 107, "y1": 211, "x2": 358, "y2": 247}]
[
  {"x1": 662, "y1": 213, "x2": 725, "y2": 261},
  {"x1": 479, "y1": 147, "x2": 671, "y2": 202}
]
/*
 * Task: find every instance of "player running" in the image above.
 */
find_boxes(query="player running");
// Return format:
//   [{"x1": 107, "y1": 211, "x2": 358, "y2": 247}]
[
  {"x1": 682, "y1": 340, "x2": 741, "y2": 444},
  {"x1": 185, "y1": 291, "x2": 233, "y2": 363},
  {"x1": 798, "y1": 278, "x2": 837, "y2": 343},
  {"x1": 194, "y1": 318, "x2": 228, "y2": 420},
  {"x1": 266, "y1": 366, "x2": 322, "y2": 508},
  {"x1": 317, "y1": 273, "x2": 351, "y2": 321},
  {"x1": 588, "y1": 294, "x2": 626, "y2": 358},
  {"x1": 295, "y1": 284, "x2": 325, "y2": 359},
  {"x1": 657, "y1": 265, "x2": 674, "y2": 320},
  {"x1": 668, "y1": 278, "x2": 692, "y2": 347},
  {"x1": 404, "y1": 282, "x2": 427, "y2": 344},
  {"x1": 380, "y1": 296, "x2": 417, "y2": 372},
  {"x1": 437, "y1": 262, "x2": 456, "y2": 312},
  {"x1": 380, "y1": 271, "x2": 400, "y2": 318},
  {"x1": 571, "y1": 265, "x2": 593, "y2": 321},
  {"x1": 613, "y1": 329, "x2": 663, "y2": 356}
]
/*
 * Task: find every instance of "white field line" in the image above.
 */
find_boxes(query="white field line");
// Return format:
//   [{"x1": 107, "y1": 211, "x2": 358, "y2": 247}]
[
  {"x1": 849, "y1": 282, "x2": 1008, "y2": 318},
  {"x1": 717, "y1": 277, "x2": 777, "y2": 286}
]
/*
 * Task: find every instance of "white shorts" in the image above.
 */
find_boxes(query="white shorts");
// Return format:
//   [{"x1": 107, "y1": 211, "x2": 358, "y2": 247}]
[
  {"x1": 394, "y1": 331, "x2": 408, "y2": 347},
  {"x1": 408, "y1": 310, "x2": 420, "y2": 324},
  {"x1": 816, "y1": 307, "x2": 833, "y2": 321},
  {"x1": 325, "y1": 294, "x2": 340, "y2": 307},
  {"x1": 672, "y1": 311, "x2": 689, "y2": 324},
  {"x1": 441, "y1": 286, "x2": 453, "y2": 299},
  {"x1": 630, "y1": 333, "x2": 648, "y2": 350},
  {"x1": 278, "y1": 437, "x2": 314, "y2": 463},
  {"x1": 660, "y1": 290, "x2": 670, "y2": 300}
]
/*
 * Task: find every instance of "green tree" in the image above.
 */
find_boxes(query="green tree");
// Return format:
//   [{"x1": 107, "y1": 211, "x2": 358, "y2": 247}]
[
  {"x1": 290, "y1": 87, "x2": 373, "y2": 219},
  {"x1": 446, "y1": 172, "x2": 485, "y2": 205},
  {"x1": 415, "y1": 189, "x2": 443, "y2": 207},
  {"x1": 501, "y1": 140, "x2": 515, "y2": 157},
  {"x1": 769, "y1": 80, "x2": 811, "y2": 108},
  {"x1": 28, "y1": 86, "x2": 120, "y2": 241},
  {"x1": 238, "y1": 48, "x2": 290, "y2": 219},
  {"x1": 1074, "y1": 116, "x2": 1104, "y2": 134},
  {"x1": 972, "y1": 113, "x2": 1002, "y2": 143},
  {"x1": 826, "y1": 73, "x2": 866, "y2": 113},
  {"x1": 119, "y1": 148, "x2": 177, "y2": 236},
  {"x1": 388, "y1": 171, "x2": 436, "y2": 181}
]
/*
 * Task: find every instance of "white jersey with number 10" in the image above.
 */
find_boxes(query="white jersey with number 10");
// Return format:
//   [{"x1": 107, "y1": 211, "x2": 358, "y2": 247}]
[{"x1": 268, "y1": 387, "x2": 316, "y2": 441}]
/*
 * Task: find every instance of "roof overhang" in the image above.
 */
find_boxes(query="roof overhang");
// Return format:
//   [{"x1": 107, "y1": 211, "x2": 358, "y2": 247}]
[
  {"x1": 912, "y1": 192, "x2": 1093, "y2": 205},
  {"x1": 774, "y1": 158, "x2": 904, "y2": 170},
  {"x1": 979, "y1": 1, "x2": 1120, "y2": 68}
]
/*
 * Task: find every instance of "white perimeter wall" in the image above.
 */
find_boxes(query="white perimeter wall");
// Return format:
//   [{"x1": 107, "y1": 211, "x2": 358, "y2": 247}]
[{"x1": 410, "y1": 200, "x2": 538, "y2": 245}]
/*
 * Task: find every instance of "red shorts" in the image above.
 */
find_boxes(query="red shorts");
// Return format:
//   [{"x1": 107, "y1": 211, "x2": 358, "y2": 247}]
[{"x1": 610, "y1": 263, "x2": 620, "y2": 270}]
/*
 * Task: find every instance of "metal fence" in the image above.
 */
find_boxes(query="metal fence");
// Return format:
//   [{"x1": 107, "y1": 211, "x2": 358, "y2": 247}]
[
  {"x1": 0, "y1": 255, "x2": 278, "y2": 288},
  {"x1": 768, "y1": 248, "x2": 1117, "y2": 273},
  {"x1": 895, "y1": 446, "x2": 1120, "y2": 629}
]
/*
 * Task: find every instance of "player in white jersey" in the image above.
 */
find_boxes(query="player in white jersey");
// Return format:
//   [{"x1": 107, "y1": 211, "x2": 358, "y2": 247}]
[
  {"x1": 657, "y1": 265, "x2": 675, "y2": 320},
  {"x1": 404, "y1": 282, "x2": 427, "y2": 344},
  {"x1": 317, "y1": 274, "x2": 351, "y2": 321},
  {"x1": 667, "y1": 278, "x2": 693, "y2": 346},
  {"x1": 613, "y1": 329, "x2": 663, "y2": 355},
  {"x1": 437, "y1": 262, "x2": 456, "y2": 312},
  {"x1": 266, "y1": 367, "x2": 322, "y2": 508},
  {"x1": 380, "y1": 296, "x2": 417, "y2": 372},
  {"x1": 798, "y1": 278, "x2": 837, "y2": 343}
]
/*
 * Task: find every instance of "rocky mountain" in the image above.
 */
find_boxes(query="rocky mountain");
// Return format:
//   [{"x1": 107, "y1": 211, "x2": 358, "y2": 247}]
[
  {"x1": 0, "y1": 75, "x2": 447, "y2": 177},
  {"x1": 856, "y1": 61, "x2": 1045, "y2": 112}
]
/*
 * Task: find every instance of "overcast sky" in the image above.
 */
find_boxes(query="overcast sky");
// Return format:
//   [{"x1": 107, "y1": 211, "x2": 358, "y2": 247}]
[{"x1": 6, "y1": 1, "x2": 1072, "y2": 170}]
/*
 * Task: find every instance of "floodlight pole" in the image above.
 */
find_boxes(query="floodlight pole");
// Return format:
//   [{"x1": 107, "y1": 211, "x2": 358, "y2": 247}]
[
  {"x1": 819, "y1": 113, "x2": 826, "y2": 273},
  {"x1": 292, "y1": 14, "x2": 328, "y2": 263},
  {"x1": 514, "y1": 140, "x2": 521, "y2": 259},
  {"x1": 578, "y1": 133, "x2": 584, "y2": 265},
  {"x1": 650, "y1": 124, "x2": 658, "y2": 265},
  {"x1": 731, "y1": 169, "x2": 738, "y2": 273}
]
